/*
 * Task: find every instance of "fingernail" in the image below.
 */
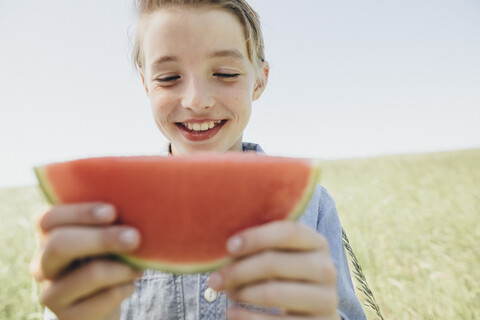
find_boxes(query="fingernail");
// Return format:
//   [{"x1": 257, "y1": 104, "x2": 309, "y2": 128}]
[
  {"x1": 209, "y1": 272, "x2": 223, "y2": 289},
  {"x1": 119, "y1": 229, "x2": 140, "y2": 248},
  {"x1": 227, "y1": 236, "x2": 242, "y2": 253},
  {"x1": 94, "y1": 205, "x2": 114, "y2": 221}
]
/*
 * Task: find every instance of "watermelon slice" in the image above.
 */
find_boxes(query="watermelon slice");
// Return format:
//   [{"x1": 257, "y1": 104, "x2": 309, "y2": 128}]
[{"x1": 34, "y1": 152, "x2": 320, "y2": 273}]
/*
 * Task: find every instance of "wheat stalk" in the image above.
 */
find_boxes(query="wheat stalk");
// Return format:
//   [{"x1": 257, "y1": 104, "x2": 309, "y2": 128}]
[{"x1": 342, "y1": 228, "x2": 385, "y2": 320}]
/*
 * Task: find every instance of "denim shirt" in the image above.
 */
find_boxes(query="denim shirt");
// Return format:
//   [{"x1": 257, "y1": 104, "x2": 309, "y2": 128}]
[{"x1": 44, "y1": 143, "x2": 366, "y2": 320}]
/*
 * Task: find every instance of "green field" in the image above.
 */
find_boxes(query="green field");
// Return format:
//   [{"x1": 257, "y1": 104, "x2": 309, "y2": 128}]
[{"x1": 1, "y1": 149, "x2": 479, "y2": 319}]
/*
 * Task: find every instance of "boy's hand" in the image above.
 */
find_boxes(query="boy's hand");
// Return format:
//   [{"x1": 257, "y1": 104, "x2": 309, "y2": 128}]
[
  {"x1": 209, "y1": 220, "x2": 341, "y2": 320},
  {"x1": 30, "y1": 203, "x2": 143, "y2": 320}
]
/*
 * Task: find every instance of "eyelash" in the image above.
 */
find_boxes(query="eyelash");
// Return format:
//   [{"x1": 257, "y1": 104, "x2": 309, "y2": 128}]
[
  {"x1": 157, "y1": 76, "x2": 180, "y2": 83},
  {"x1": 156, "y1": 73, "x2": 240, "y2": 84},
  {"x1": 214, "y1": 73, "x2": 240, "y2": 78}
]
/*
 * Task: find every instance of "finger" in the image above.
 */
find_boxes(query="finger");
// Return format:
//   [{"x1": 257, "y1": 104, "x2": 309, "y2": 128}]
[
  {"x1": 210, "y1": 250, "x2": 336, "y2": 291},
  {"x1": 227, "y1": 307, "x2": 327, "y2": 320},
  {"x1": 53, "y1": 282, "x2": 135, "y2": 320},
  {"x1": 41, "y1": 259, "x2": 143, "y2": 310},
  {"x1": 37, "y1": 203, "x2": 116, "y2": 234},
  {"x1": 30, "y1": 249, "x2": 46, "y2": 281},
  {"x1": 227, "y1": 221, "x2": 328, "y2": 257},
  {"x1": 40, "y1": 226, "x2": 140, "y2": 279},
  {"x1": 228, "y1": 281, "x2": 338, "y2": 316}
]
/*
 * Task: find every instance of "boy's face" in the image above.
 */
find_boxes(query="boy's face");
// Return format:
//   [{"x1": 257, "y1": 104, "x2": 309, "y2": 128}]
[{"x1": 140, "y1": 6, "x2": 268, "y2": 155}]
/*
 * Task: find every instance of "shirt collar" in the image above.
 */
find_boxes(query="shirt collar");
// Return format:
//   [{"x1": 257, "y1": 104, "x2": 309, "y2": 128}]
[{"x1": 161, "y1": 142, "x2": 265, "y2": 156}]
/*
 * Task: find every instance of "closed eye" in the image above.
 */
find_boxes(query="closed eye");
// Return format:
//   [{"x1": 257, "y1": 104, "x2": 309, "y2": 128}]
[
  {"x1": 214, "y1": 73, "x2": 240, "y2": 78},
  {"x1": 157, "y1": 75, "x2": 181, "y2": 82}
]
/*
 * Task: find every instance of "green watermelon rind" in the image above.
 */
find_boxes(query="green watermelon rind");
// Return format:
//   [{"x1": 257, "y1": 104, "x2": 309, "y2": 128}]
[
  {"x1": 34, "y1": 166, "x2": 60, "y2": 204},
  {"x1": 33, "y1": 159, "x2": 321, "y2": 274},
  {"x1": 288, "y1": 160, "x2": 321, "y2": 220},
  {"x1": 112, "y1": 254, "x2": 233, "y2": 274}
]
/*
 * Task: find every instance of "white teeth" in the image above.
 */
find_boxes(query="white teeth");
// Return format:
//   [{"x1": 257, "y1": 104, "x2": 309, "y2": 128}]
[{"x1": 182, "y1": 120, "x2": 224, "y2": 132}]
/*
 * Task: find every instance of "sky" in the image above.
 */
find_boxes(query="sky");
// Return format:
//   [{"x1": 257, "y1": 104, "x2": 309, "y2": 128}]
[{"x1": 1, "y1": 0, "x2": 479, "y2": 187}]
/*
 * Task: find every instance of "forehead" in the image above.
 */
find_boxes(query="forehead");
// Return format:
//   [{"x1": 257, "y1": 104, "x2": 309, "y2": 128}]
[{"x1": 141, "y1": 6, "x2": 249, "y2": 65}]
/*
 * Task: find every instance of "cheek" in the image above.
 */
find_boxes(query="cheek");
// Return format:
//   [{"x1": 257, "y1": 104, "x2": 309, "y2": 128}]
[
  {"x1": 220, "y1": 84, "x2": 253, "y2": 112},
  {"x1": 149, "y1": 92, "x2": 175, "y2": 120}
]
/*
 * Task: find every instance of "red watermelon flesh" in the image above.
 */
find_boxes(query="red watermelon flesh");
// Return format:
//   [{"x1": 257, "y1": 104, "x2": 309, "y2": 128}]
[{"x1": 35, "y1": 152, "x2": 320, "y2": 273}]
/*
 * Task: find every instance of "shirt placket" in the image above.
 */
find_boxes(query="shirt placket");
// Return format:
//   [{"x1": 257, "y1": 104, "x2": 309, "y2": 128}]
[{"x1": 198, "y1": 273, "x2": 226, "y2": 320}]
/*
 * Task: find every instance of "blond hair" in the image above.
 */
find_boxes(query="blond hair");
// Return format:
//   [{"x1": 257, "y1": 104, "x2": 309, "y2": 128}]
[{"x1": 132, "y1": 0, "x2": 265, "y2": 71}]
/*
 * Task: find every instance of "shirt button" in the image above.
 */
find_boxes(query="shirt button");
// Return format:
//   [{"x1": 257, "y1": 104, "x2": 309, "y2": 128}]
[{"x1": 204, "y1": 287, "x2": 218, "y2": 303}]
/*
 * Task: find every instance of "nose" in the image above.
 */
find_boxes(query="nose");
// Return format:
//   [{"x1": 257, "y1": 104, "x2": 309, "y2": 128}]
[{"x1": 181, "y1": 76, "x2": 214, "y2": 111}]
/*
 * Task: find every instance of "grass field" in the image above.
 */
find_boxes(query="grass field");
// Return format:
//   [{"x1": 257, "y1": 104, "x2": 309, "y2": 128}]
[{"x1": 1, "y1": 149, "x2": 479, "y2": 319}]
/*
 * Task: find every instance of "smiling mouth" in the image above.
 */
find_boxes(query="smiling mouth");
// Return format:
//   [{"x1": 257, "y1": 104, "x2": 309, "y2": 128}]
[{"x1": 175, "y1": 120, "x2": 227, "y2": 133}]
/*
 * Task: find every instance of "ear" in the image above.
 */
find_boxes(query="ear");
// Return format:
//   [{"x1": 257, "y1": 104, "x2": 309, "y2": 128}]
[
  {"x1": 252, "y1": 61, "x2": 270, "y2": 101},
  {"x1": 140, "y1": 71, "x2": 150, "y2": 96}
]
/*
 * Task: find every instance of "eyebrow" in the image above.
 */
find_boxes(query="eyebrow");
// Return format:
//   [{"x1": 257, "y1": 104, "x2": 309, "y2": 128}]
[
  {"x1": 208, "y1": 49, "x2": 245, "y2": 60},
  {"x1": 152, "y1": 56, "x2": 178, "y2": 68},
  {"x1": 150, "y1": 49, "x2": 245, "y2": 70}
]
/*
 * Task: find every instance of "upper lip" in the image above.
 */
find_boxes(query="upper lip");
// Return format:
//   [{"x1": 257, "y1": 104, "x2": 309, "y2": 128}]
[{"x1": 176, "y1": 118, "x2": 225, "y2": 124}]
